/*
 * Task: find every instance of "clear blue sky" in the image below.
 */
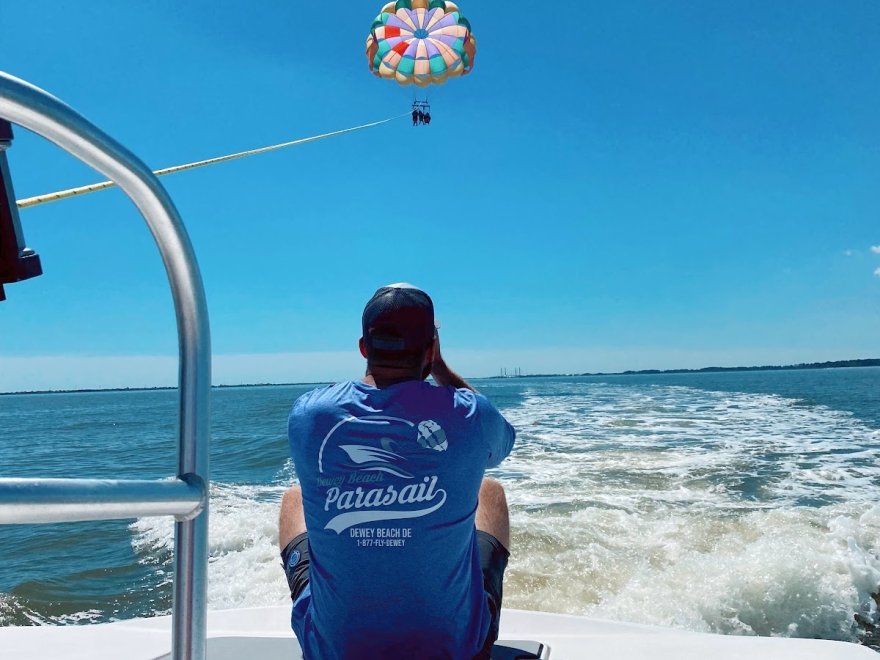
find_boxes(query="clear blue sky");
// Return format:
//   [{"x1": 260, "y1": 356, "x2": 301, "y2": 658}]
[{"x1": 1, "y1": 1, "x2": 878, "y2": 391}]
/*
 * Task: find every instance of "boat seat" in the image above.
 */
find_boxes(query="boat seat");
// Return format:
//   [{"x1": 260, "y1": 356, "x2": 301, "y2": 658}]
[{"x1": 153, "y1": 636, "x2": 550, "y2": 659}]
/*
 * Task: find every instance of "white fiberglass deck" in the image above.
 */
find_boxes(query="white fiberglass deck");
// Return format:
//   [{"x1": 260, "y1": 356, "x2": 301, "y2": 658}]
[{"x1": 0, "y1": 606, "x2": 875, "y2": 660}]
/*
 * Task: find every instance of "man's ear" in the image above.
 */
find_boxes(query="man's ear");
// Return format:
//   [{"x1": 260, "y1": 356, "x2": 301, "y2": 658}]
[
  {"x1": 420, "y1": 339, "x2": 437, "y2": 380},
  {"x1": 359, "y1": 337, "x2": 369, "y2": 359}
]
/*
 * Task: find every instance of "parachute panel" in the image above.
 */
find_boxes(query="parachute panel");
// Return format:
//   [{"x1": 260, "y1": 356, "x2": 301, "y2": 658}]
[{"x1": 366, "y1": 0, "x2": 476, "y2": 87}]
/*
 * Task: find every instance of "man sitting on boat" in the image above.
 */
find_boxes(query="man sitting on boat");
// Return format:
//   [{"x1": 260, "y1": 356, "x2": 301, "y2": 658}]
[{"x1": 279, "y1": 283, "x2": 516, "y2": 659}]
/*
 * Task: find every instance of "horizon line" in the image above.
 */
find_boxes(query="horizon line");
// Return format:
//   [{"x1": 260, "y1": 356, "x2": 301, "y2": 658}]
[{"x1": 2, "y1": 358, "x2": 876, "y2": 397}]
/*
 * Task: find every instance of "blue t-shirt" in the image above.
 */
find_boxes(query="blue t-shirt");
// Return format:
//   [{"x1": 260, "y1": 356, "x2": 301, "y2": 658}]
[{"x1": 287, "y1": 379, "x2": 515, "y2": 660}]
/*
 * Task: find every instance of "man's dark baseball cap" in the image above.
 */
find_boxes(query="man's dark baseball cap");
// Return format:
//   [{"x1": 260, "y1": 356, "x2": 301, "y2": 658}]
[{"x1": 362, "y1": 283, "x2": 435, "y2": 364}]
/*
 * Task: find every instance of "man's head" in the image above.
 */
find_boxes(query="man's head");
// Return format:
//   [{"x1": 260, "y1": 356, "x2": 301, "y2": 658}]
[{"x1": 360, "y1": 283, "x2": 435, "y2": 379}]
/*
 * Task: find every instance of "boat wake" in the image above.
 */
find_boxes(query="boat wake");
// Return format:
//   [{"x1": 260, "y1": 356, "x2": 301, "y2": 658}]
[{"x1": 122, "y1": 382, "x2": 880, "y2": 647}]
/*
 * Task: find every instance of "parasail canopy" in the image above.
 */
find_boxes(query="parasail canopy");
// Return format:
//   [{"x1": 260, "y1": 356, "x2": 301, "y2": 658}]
[{"x1": 366, "y1": 0, "x2": 477, "y2": 87}]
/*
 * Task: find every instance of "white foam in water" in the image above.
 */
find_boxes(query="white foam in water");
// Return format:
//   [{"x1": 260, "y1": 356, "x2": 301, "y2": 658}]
[
  {"x1": 129, "y1": 382, "x2": 880, "y2": 644},
  {"x1": 131, "y1": 482, "x2": 291, "y2": 612},
  {"x1": 496, "y1": 383, "x2": 880, "y2": 643},
  {"x1": 203, "y1": 483, "x2": 291, "y2": 608}
]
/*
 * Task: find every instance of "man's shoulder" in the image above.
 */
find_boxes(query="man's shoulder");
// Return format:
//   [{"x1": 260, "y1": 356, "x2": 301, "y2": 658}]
[
  {"x1": 292, "y1": 381, "x2": 357, "y2": 414},
  {"x1": 448, "y1": 386, "x2": 491, "y2": 408},
  {"x1": 442, "y1": 386, "x2": 501, "y2": 421}
]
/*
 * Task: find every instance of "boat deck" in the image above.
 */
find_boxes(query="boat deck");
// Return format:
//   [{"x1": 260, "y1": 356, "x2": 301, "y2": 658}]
[{"x1": 0, "y1": 606, "x2": 875, "y2": 659}]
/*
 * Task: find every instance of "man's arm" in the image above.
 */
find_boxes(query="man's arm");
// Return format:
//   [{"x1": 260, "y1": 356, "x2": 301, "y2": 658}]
[
  {"x1": 431, "y1": 334, "x2": 515, "y2": 465},
  {"x1": 431, "y1": 356, "x2": 476, "y2": 392},
  {"x1": 430, "y1": 334, "x2": 478, "y2": 392}
]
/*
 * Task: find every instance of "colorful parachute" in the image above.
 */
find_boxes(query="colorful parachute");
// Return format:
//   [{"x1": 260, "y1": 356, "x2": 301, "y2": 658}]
[{"x1": 366, "y1": 0, "x2": 477, "y2": 87}]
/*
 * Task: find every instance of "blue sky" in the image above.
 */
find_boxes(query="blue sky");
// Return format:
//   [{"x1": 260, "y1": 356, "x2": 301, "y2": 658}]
[{"x1": 1, "y1": 1, "x2": 878, "y2": 391}]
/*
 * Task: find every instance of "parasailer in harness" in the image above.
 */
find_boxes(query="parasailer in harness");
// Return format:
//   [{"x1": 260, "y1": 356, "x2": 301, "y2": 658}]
[{"x1": 410, "y1": 100, "x2": 432, "y2": 127}]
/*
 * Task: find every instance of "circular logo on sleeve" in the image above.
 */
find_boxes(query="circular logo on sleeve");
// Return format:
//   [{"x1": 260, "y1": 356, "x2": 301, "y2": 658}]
[{"x1": 417, "y1": 420, "x2": 448, "y2": 452}]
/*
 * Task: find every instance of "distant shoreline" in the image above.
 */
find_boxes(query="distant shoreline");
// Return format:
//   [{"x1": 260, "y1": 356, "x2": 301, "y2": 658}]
[
  {"x1": 0, "y1": 382, "x2": 330, "y2": 397},
  {"x1": 1, "y1": 358, "x2": 877, "y2": 396},
  {"x1": 498, "y1": 358, "x2": 880, "y2": 379}
]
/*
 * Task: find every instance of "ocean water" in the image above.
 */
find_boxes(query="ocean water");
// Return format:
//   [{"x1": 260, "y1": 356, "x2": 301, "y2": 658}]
[{"x1": 1, "y1": 368, "x2": 879, "y2": 649}]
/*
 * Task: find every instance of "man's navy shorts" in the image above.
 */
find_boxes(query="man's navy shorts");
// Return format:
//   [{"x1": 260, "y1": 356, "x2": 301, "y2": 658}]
[{"x1": 280, "y1": 530, "x2": 510, "y2": 655}]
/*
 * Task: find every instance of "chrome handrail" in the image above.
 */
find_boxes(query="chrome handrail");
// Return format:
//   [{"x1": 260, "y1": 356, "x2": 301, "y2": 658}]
[{"x1": 0, "y1": 72, "x2": 211, "y2": 660}]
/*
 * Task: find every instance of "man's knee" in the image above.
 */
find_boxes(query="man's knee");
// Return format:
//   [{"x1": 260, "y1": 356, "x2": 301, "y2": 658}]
[
  {"x1": 479, "y1": 478, "x2": 508, "y2": 508},
  {"x1": 282, "y1": 485, "x2": 302, "y2": 506},
  {"x1": 477, "y1": 478, "x2": 510, "y2": 550},
  {"x1": 279, "y1": 486, "x2": 305, "y2": 550}
]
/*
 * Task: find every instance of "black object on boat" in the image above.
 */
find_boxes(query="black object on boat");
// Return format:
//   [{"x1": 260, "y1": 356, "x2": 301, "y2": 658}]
[{"x1": 0, "y1": 118, "x2": 42, "y2": 301}]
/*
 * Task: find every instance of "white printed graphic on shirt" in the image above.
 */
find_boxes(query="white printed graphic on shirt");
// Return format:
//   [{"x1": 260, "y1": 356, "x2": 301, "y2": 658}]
[{"x1": 317, "y1": 415, "x2": 448, "y2": 534}]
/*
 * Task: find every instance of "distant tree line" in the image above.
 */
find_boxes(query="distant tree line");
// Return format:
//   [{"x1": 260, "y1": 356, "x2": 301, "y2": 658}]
[
  {"x1": 488, "y1": 358, "x2": 880, "y2": 379},
  {"x1": 597, "y1": 358, "x2": 880, "y2": 377}
]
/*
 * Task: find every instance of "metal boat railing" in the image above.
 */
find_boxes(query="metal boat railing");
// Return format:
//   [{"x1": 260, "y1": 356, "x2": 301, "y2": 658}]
[{"x1": 0, "y1": 72, "x2": 211, "y2": 660}]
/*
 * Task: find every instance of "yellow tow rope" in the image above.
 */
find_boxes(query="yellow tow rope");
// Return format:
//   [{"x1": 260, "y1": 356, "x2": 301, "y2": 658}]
[{"x1": 17, "y1": 114, "x2": 408, "y2": 209}]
